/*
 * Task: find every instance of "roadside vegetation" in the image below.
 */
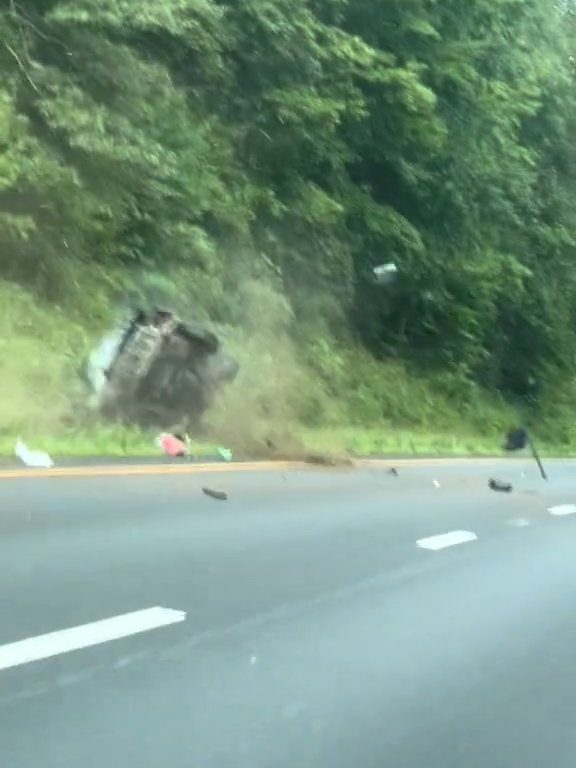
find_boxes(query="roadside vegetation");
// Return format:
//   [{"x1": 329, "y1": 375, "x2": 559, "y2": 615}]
[{"x1": 1, "y1": 1, "x2": 576, "y2": 458}]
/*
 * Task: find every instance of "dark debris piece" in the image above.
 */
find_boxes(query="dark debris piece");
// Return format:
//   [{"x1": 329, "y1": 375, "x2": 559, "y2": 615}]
[
  {"x1": 488, "y1": 478, "x2": 513, "y2": 493},
  {"x1": 388, "y1": 468, "x2": 399, "y2": 477},
  {"x1": 504, "y1": 427, "x2": 529, "y2": 452},
  {"x1": 202, "y1": 487, "x2": 228, "y2": 501}
]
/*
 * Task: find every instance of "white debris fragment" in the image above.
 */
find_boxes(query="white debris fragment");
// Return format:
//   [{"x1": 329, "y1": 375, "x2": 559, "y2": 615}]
[
  {"x1": 373, "y1": 262, "x2": 398, "y2": 285},
  {"x1": 217, "y1": 446, "x2": 233, "y2": 462},
  {"x1": 432, "y1": 480, "x2": 441, "y2": 488},
  {"x1": 250, "y1": 656, "x2": 258, "y2": 666},
  {"x1": 15, "y1": 438, "x2": 54, "y2": 469}
]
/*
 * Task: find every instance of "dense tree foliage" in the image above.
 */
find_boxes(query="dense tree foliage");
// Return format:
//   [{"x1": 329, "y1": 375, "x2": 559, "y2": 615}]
[{"x1": 1, "y1": 0, "x2": 576, "y2": 404}]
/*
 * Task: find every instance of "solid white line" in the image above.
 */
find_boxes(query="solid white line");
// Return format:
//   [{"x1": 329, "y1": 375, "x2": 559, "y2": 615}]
[
  {"x1": 548, "y1": 504, "x2": 576, "y2": 517},
  {"x1": 416, "y1": 530, "x2": 478, "y2": 551},
  {"x1": 0, "y1": 607, "x2": 186, "y2": 672}
]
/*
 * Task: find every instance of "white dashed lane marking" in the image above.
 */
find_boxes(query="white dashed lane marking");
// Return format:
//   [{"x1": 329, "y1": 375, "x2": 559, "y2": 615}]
[
  {"x1": 548, "y1": 505, "x2": 576, "y2": 517},
  {"x1": 416, "y1": 530, "x2": 478, "y2": 551},
  {"x1": 0, "y1": 607, "x2": 186, "y2": 672}
]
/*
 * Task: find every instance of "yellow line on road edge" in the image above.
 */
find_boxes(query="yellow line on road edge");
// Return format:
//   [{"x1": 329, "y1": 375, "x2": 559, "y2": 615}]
[
  {"x1": 0, "y1": 457, "x2": 504, "y2": 481},
  {"x1": 0, "y1": 461, "x2": 302, "y2": 481}
]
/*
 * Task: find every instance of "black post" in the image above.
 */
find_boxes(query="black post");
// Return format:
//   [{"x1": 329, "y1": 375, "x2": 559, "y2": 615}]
[{"x1": 530, "y1": 439, "x2": 548, "y2": 481}]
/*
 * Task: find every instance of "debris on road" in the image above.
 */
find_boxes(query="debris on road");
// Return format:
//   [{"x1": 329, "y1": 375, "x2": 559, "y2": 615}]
[
  {"x1": 488, "y1": 478, "x2": 513, "y2": 493},
  {"x1": 14, "y1": 439, "x2": 54, "y2": 469},
  {"x1": 508, "y1": 518, "x2": 531, "y2": 528},
  {"x1": 432, "y1": 480, "x2": 441, "y2": 489},
  {"x1": 202, "y1": 487, "x2": 228, "y2": 501},
  {"x1": 388, "y1": 468, "x2": 399, "y2": 477},
  {"x1": 155, "y1": 433, "x2": 188, "y2": 458}
]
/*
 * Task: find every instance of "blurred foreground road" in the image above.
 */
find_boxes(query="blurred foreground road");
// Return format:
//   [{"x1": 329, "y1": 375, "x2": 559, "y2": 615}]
[{"x1": 1, "y1": 459, "x2": 576, "y2": 767}]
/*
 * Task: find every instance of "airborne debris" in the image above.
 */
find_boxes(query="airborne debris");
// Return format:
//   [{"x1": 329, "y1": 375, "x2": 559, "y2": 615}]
[
  {"x1": 488, "y1": 478, "x2": 513, "y2": 493},
  {"x1": 504, "y1": 427, "x2": 530, "y2": 452},
  {"x1": 217, "y1": 447, "x2": 233, "y2": 462},
  {"x1": 15, "y1": 439, "x2": 54, "y2": 469},
  {"x1": 503, "y1": 426, "x2": 548, "y2": 481},
  {"x1": 202, "y1": 487, "x2": 228, "y2": 501},
  {"x1": 373, "y1": 263, "x2": 399, "y2": 286}
]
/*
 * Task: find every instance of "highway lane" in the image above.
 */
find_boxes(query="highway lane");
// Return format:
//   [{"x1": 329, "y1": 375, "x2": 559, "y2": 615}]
[{"x1": 1, "y1": 459, "x2": 576, "y2": 767}]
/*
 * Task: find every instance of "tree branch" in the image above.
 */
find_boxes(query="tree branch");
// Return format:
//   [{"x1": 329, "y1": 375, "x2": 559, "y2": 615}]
[{"x1": 4, "y1": 42, "x2": 41, "y2": 94}]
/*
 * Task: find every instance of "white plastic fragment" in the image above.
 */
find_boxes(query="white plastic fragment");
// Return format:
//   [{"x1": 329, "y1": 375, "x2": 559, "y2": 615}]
[
  {"x1": 217, "y1": 447, "x2": 233, "y2": 462},
  {"x1": 373, "y1": 263, "x2": 398, "y2": 285},
  {"x1": 15, "y1": 438, "x2": 54, "y2": 469},
  {"x1": 432, "y1": 480, "x2": 441, "y2": 488}
]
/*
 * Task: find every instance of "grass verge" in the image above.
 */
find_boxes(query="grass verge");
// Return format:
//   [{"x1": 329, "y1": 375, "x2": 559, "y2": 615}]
[{"x1": 0, "y1": 275, "x2": 571, "y2": 460}]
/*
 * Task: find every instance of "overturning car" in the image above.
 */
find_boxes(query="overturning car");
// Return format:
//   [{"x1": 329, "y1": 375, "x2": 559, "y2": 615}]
[{"x1": 85, "y1": 308, "x2": 239, "y2": 429}]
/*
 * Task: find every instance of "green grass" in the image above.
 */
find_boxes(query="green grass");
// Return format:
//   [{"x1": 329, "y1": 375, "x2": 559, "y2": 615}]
[
  {"x1": 3, "y1": 424, "x2": 572, "y2": 461},
  {"x1": 0, "y1": 427, "x2": 224, "y2": 459},
  {"x1": 298, "y1": 427, "x2": 501, "y2": 457},
  {"x1": 0, "y1": 424, "x2": 502, "y2": 460},
  {"x1": 0, "y1": 272, "x2": 574, "y2": 461}
]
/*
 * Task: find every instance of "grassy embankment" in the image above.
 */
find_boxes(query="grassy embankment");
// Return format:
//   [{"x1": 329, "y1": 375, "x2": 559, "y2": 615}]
[{"x1": 0, "y1": 275, "x2": 568, "y2": 461}]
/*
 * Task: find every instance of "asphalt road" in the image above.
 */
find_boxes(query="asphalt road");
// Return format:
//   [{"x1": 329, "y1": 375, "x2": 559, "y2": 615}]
[{"x1": 1, "y1": 458, "x2": 576, "y2": 767}]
